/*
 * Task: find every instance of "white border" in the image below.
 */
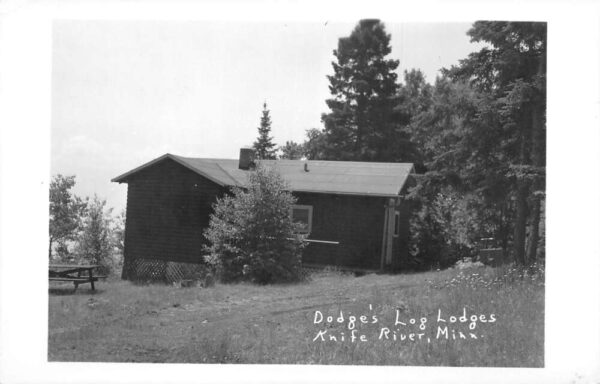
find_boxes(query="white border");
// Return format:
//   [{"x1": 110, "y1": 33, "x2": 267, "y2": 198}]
[{"x1": 1, "y1": 1, "x2": 599, "y2": 383}]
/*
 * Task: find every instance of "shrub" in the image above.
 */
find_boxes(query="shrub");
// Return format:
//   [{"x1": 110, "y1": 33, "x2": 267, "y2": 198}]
[
  {"x1": 408, "y1": 186, "x2": 489, "y2": 269},
  {"x1": 203, "y1": 164, "x2": 306, "y2": 284}
]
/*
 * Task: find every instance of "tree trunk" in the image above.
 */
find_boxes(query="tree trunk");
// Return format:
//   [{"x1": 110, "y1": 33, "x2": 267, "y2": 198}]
[
  {"x1": 499, "y1": 201, "x2": 510, "y2": 260},
  {"x1": 525, "y1": 53, "x2": 546, "y2": 264},
  {"x1": 513, "y1": 184, "x2": 528, "y2": 265},
  {"x1": 121, "y1": 258, "x2": 130, "y2": 280},
  {"x1": 525, "y1": 104, "x2": 543, "y2": 264},
  {"x1": 48, "y1": 238, "x2": 53, "y2": 259},
  {"x1": 354, "y1": 104, "x2": 365, "y2": 159},
  {"x1": 526, "y1": 198, "x2": 540, "y2": 265},
  {"x1": 513, "y1": 115, "x2": 531, "y2": 266}
]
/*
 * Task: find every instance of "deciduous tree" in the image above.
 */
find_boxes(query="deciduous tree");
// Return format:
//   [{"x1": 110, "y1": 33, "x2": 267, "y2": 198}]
[
  {"x1": 49, "y1": 174, "x2": 87, "y2": 259},
  {"x1": 302, "y1": 128, "x2": 327, "y2": 160},
  {"x1": 278, "y1": 141, "x2": 304, "y2": 160},
  {"x1": 75, "y1": 196, "x2": 114, "y2": 274}
]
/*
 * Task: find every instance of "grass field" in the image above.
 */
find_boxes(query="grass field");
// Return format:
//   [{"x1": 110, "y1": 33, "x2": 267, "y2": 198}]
[{"x1": 48, "y1": 263, "x2": 544, "y2": 366}]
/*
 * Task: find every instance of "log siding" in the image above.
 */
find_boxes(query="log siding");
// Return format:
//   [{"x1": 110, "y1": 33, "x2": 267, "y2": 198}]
[{"x1": 119, "y1": 158, "x2": 411, "y2": 279}]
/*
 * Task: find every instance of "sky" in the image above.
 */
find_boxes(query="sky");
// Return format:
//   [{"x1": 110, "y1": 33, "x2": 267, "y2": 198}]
[{"x1": 51, "y1": 21, "x2": 486, "y2": 213}]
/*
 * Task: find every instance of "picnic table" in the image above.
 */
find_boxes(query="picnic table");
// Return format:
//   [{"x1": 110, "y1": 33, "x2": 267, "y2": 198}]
[{"x1": 49, "y1": 264, "x2": 106, "y2": 291}]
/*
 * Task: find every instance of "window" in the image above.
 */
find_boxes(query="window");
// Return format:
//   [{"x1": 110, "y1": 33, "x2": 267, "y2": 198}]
[
  {"x1": 393, "y1": 211, "x2": 400, "y2": 237},
  {"x1": 291, "y1": 205, "x2": 313, "y2": 234}
]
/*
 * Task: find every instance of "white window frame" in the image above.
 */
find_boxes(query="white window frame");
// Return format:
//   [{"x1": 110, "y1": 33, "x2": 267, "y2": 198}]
[{"x1": 291, "y1": 204, "x2": 313, "y2": 234}]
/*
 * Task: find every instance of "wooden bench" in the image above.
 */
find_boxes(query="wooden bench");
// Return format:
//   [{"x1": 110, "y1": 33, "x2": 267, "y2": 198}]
[{"x1": 49, "y1": 264, "x2": 106, "y2": 290}]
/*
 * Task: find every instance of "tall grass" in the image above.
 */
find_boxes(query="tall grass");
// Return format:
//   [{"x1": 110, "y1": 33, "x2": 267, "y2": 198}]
[{"x1": 48, "y1": 263, "x2": 544, "y2": 366}]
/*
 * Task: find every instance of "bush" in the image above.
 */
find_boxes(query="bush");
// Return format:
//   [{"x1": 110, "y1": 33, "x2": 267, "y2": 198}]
[
  {"x1": 203, "y1": 164, "x2": 306, "y2": 284},
  {"x1": 408, "y1": 186, "x2": 486, "y2": 269}
]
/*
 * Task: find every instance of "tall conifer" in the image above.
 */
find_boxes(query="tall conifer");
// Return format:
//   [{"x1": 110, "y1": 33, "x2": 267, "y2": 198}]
[
  {"x1": 253, "y1": 102, "x2": 277, "y2": 160},
  {"x1": 321, "y1": 19, "x2": 405, "y2": 161}
]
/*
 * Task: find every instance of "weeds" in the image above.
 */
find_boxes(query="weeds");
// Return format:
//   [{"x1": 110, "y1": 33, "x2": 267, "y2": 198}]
[{"x1": 49, "y1": 265, "x2": 544, "y2": 366}]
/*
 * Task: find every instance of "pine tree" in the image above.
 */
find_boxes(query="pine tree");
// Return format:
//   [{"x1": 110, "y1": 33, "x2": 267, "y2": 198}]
[
  {"x1": 321, "y1": 19, "x2": 405, "y2": 161},
  {"x1": 253, "y1": 102, "x2": 277, "y2": 160},
  {"x1": 446, "y1": 21, "x2": 546, "y2": 264},
  {"x1": 407, "y1": 22, "x2": 547, "y2": 266}
]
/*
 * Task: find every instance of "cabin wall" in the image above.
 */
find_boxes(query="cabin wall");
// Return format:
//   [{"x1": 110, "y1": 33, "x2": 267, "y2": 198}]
[
  {"x1": 294, "y1": 192, "x2": 388, "y2": 270},
  {"x1": 119, "y1": 160, "x2": 412, "y2": 278},
  {"x1": 121, "y1": 159, "x2": 222, "y2": 279},
  {"x1": 391, "y1": 199, "x2": 411, "y2": 270}
]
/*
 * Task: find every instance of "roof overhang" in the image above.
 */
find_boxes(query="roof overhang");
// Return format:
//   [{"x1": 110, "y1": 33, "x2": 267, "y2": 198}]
[{"x1": 111, "y1": 153, "x2": 227, "y2": 187}]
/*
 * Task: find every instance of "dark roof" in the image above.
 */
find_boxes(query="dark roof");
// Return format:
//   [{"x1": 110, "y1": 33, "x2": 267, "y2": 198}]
[{"x1": 112, "y1": 153, "x2": 415, "y2": 197}]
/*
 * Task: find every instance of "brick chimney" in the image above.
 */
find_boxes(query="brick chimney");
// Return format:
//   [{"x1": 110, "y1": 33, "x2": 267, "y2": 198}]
[{"x1": 238, "y1": 147, "x2": 255, "y2": 170}]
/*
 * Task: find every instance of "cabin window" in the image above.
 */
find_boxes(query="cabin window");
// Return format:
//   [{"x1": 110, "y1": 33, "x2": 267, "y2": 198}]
[
  {"x1": 393, "y1": 211, "x2": 400, "y2": 237},
  {"x1": 291, "y1": 205, "x2": 313, "y2": 234}
]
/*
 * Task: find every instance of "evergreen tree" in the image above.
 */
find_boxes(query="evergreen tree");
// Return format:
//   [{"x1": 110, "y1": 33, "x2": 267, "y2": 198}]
[
  {"x1": 408, "y1": 22, "x2": 546, "y2": 266},
  {"x1": 253, "y1": 102, "x2": 277, "y2": 160},
  {"x1": 406, "y1": 76, "x2": 504, "y2": 267},
  {"x1": 321, "y1": 19, "x2": 407, "y2": 162},
  {"x1": 397, "y1": 69, "x2": 434, "y2": 170},
  {"x1": 397, "y1": 69, "x2": 433, "y2": 126},
  {"x1": 446, "y1": 21, "x2": 546, "y2": 264}
]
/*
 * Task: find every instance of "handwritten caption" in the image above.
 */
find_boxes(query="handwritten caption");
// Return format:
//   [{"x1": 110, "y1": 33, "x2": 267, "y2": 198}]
[{"x1": 311, "y1": 305, "x2": 497, "y2": 343}]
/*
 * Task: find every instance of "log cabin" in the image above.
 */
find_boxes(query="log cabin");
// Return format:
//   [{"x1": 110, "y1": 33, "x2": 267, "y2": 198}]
[{"x1": 112, "y1": 148, "x2": 415, "y2": 280}]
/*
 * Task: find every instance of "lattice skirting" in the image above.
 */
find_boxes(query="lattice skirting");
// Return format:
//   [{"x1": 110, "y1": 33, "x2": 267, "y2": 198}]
[{"x1": 123, "y1": 258, "x2": 208, "y2": 283}]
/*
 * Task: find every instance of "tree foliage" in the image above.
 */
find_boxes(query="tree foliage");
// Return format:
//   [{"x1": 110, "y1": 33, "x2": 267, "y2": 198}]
[
  {"x1": 49, "y1": 174, "x2": 125, "y2": 275},
  {"x1": 253, "y1": 102, "x2": 277, "y2": 160},
  {"x1": 320, "y1": 19, "x2": 415, "y2": 162},
  {"x1": 203, "y1": 164, "x2": 305, "y2": 284},
  {"x1": 406, "y1": 21, "x2": 546, "y2": 267},
  {"x1": 408, "y1": 184, "x2": 500, "y2": 269},
  {"x1": 302, "y1": 128, "x2": 327, "y2": 160},
  {"x1": 395, "y1": 69, "x2": 434, "y2": 170},
  {"x1": 397, "y1": 69, "x2": 433, "y2": 123},
  {"x1": 278, "y1": 141, "x2": 305, "y2": 160},
  {"x1": 75, "y1": 196, "x2": 115, "y2": 275},
  {"x1": 445, "y1": 21, "x2": 546, "y2": 264},
  {"x1": 49, "y1": 174, "x2": 87, "y2": 259},
  {"x1": 112, "y1": 209, "x2": 126, "y2": 256}
]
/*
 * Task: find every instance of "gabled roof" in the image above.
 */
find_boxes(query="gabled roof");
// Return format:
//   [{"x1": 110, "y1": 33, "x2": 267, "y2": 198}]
[{"x1": 112, "y1": 153, "x2": 415, "y2": 197}]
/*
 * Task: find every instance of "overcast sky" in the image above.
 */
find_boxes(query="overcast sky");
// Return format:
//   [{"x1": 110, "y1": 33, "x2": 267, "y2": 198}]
[{"x1": 51, "y1": 21, "x2": 485, "y2": 213}]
